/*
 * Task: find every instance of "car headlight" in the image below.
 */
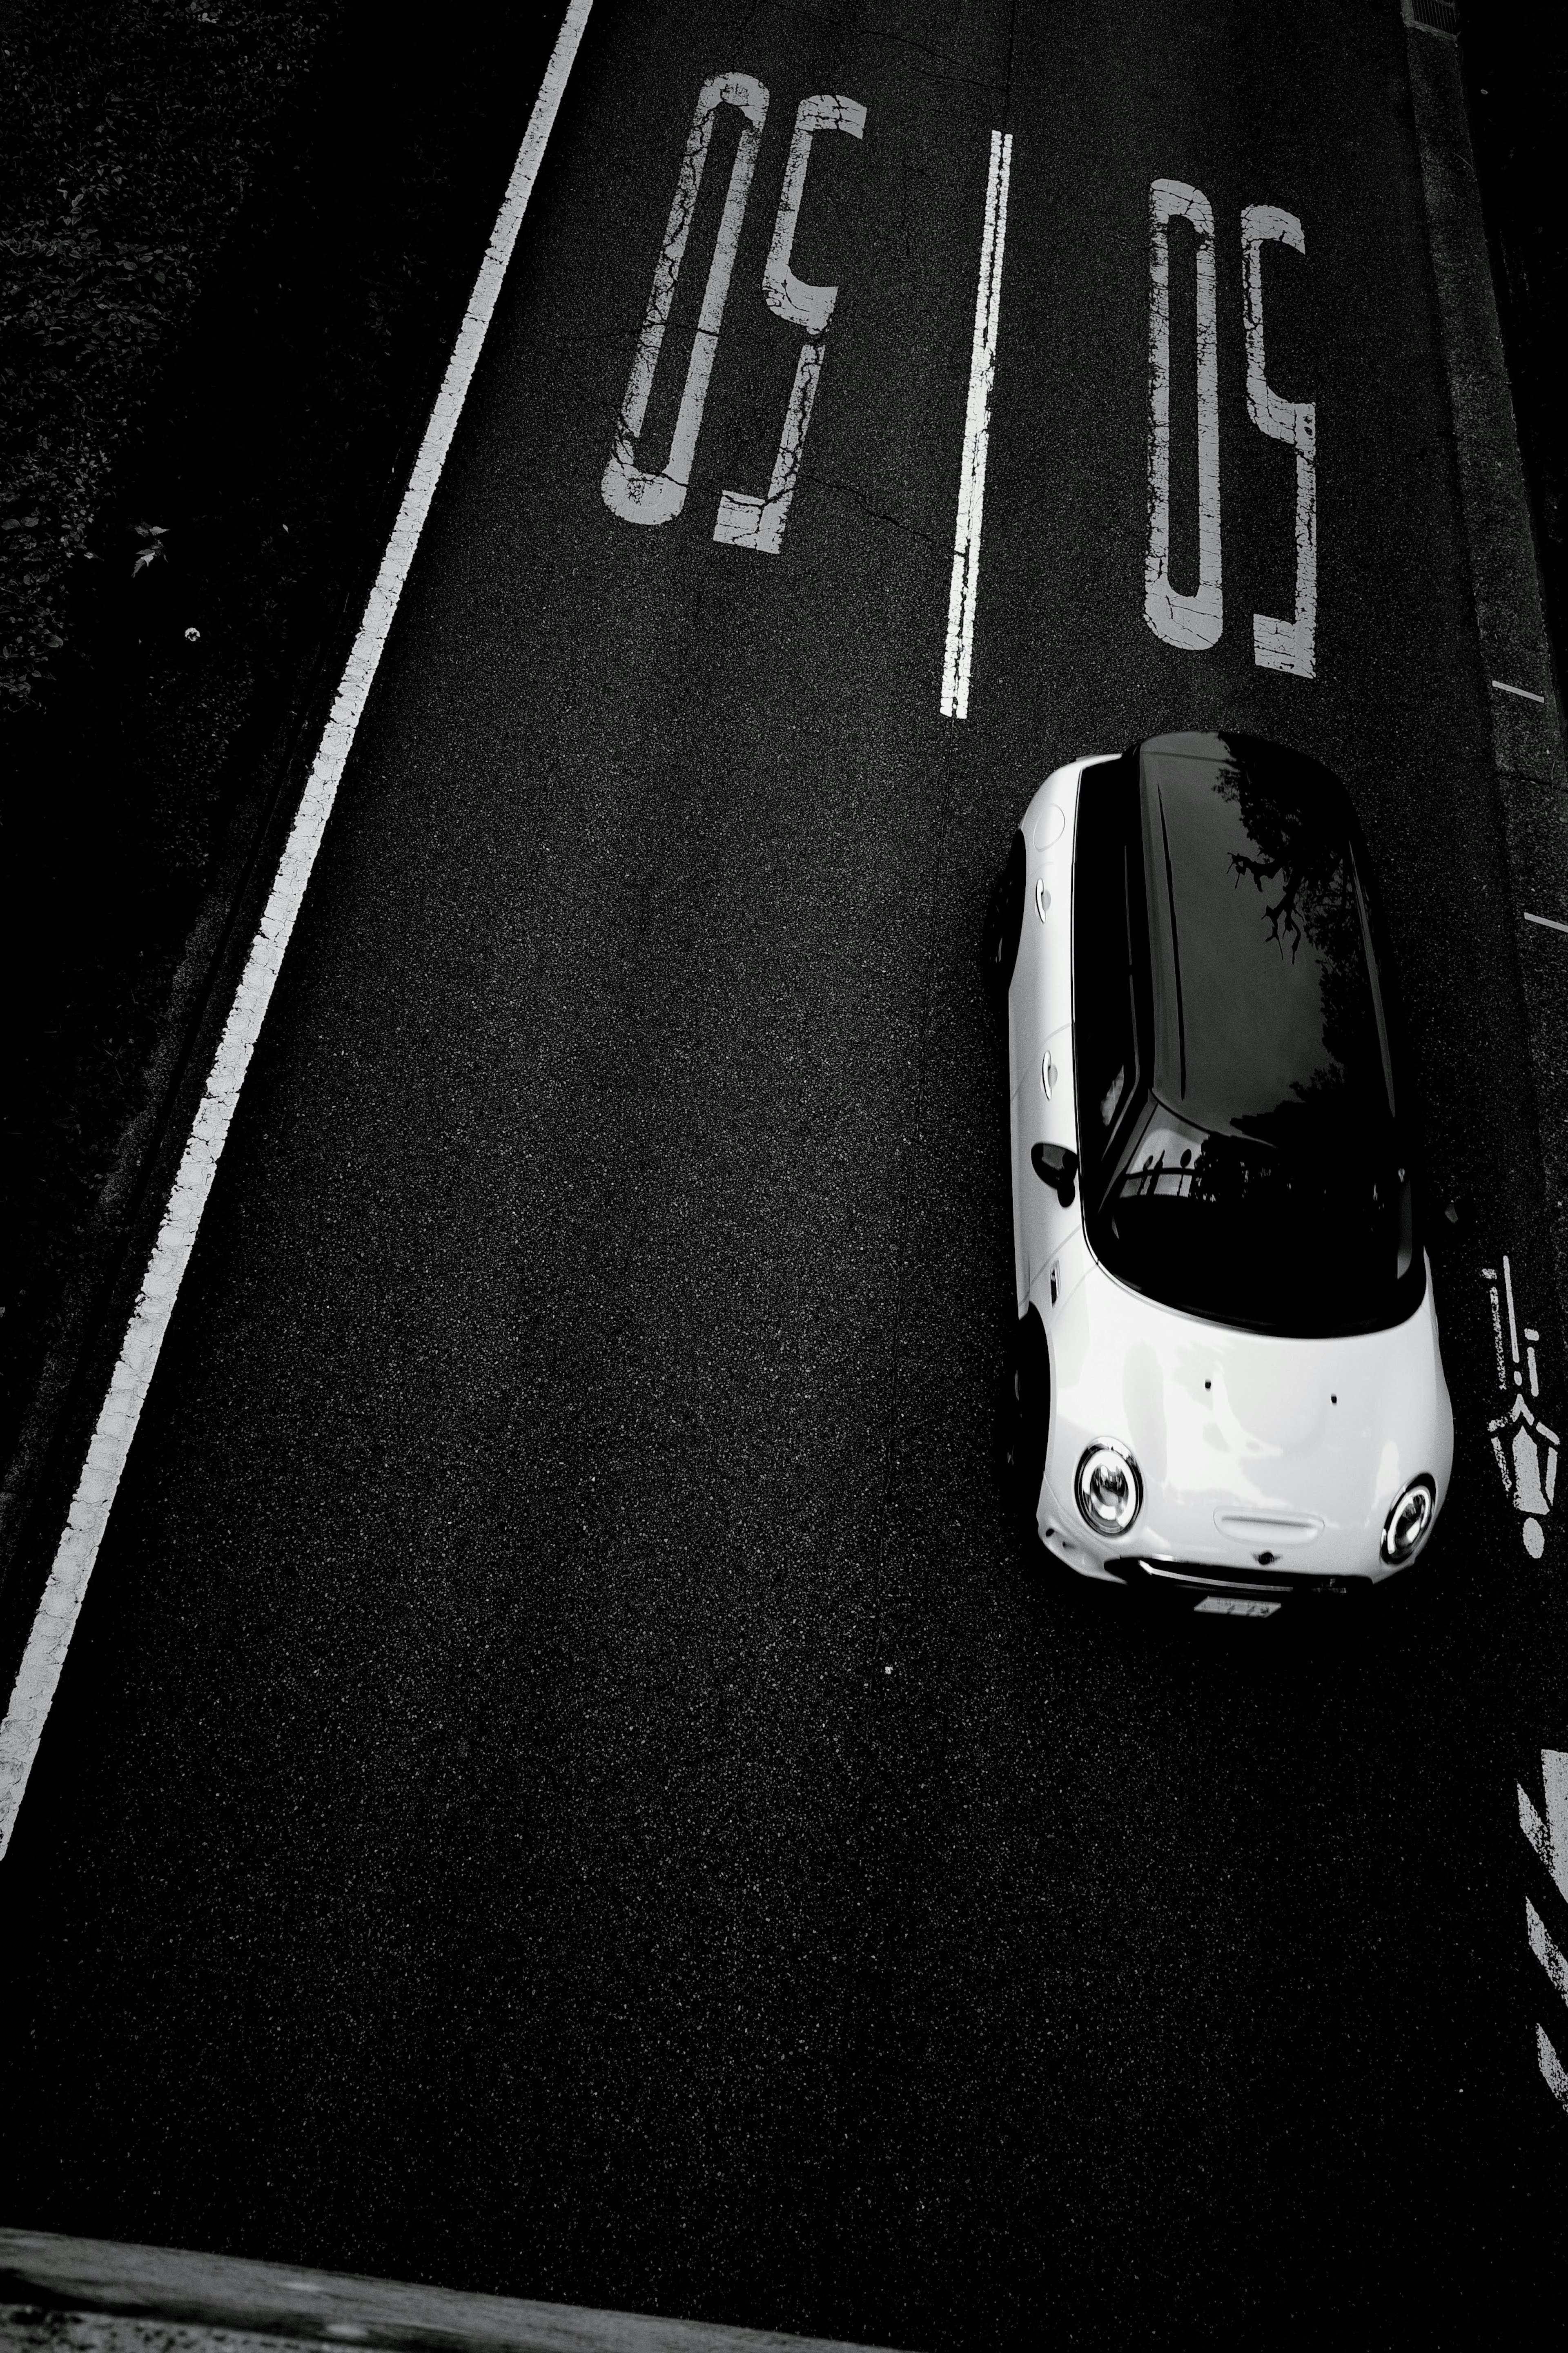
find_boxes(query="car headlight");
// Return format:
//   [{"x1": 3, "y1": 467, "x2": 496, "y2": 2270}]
[
  {"x1": 1381, "y1": 1474, "x2": 1437, "y2": 1565},
  {"x1": 1076, "y1": 1442, "x2": 1142, "y2": 1537}
]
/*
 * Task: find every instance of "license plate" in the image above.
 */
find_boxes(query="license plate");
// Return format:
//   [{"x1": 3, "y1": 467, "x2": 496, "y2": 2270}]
[{"x1": 1194, "y1": 1596, "x2": 1281, "y2": 1618}]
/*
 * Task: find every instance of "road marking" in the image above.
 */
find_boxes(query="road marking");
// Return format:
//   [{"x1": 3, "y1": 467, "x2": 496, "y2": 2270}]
[
  {"x1": 1492, "y1": 678, "x2": 1547, "y2": 702},
  {"x1": 1242, "y1": 205, "x2": 1316, "y2": 678},
  {"x1": 1518, "y1": 1751, "x2": 1568, "y2": 1893},
  {"x1": 1538, "y1": 2025, "x2": 1568, "y2": 2115},
  {"x1": 1528, "y1": 1896, "x2": 1568, "y2": 2004},
  {"x1": 1519, "y1": 1753, "x2": 1568, "y2": 2116},
  {"x1": 715, "y1": 93, "x2": 866, "y2": 554},
  {"x1": 0, "y1": 0, "x2": 598, "y2": 1865},
  {"x1": 940, "y1": 128, "x2": 1012, "y2": 721},
  {"x1": 1524, "y1": 911, "x2": 1568, "y2": 934},
  {"x1": 1484, "y1": 1256, "x2": 1557, "y2": 1557},
  {"x1": 1145, "y1": 178, "x2": 1222, "y2": 653},
  {"x1": 601, "y1": 73, "x2": 768, "y2": 528}
]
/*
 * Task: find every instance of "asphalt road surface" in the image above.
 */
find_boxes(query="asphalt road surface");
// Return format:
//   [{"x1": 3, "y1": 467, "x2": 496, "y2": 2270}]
[{"x1": 5, "y1": 1, "x2": 1568, "y2": 2340}]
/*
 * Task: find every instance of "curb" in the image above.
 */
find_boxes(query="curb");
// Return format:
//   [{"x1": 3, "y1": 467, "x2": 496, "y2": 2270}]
[
  {"x1": 0, "y1": 2230, "x2": 912, "y2": 2353},
  {"x1": 1403, "y1": 2, "x2": 1568, "y2": 1329}
]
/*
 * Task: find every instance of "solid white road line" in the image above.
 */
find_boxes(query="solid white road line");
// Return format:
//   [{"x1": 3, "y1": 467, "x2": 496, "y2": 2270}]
[
  {"x1": 0, "y1": 0, "x2": 597, "y2": 1864},
  {"x1": 940, "y1": 128, "x2": 1012, "y2": 721}
]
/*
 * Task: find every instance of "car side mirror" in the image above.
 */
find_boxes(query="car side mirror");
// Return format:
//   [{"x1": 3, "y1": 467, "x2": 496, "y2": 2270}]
[{"x1": 1031, "y1": 1140, "x2": 1079, "y2": 1208}]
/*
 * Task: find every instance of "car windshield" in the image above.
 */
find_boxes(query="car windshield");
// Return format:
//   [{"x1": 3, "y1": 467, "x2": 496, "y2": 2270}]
[{"x1": 1074, "y1": 736, "x2": 1421, "y2": 1338}]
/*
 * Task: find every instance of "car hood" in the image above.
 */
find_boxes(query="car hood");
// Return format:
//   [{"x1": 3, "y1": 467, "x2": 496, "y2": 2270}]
[{"x1": 1040, "y1": 1242, "x2": 1454, "y2": 1574}]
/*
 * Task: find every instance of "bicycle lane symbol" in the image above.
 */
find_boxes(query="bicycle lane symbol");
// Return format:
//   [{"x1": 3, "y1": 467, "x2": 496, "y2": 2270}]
[{"x1": 1485, "y1": 1255, "x2": 1559, "y2": 1559}]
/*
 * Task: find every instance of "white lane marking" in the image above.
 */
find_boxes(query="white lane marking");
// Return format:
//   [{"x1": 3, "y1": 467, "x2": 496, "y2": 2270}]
[
  {"x1": 940, "y1": 128, "x2": 1012, "y2": 720},
  {"x1": 601, "y1": 73, "x2": 768, "y2": 528},
  {"x1": 1528, "y1": 1896, "x2": 1568, "y2": 2005},
  {"x1": 1518, "y1": 1751, "x2": 1568, "y2": 1902},
  {"x1": 1144, "y1": 178, "x2": 1222, "y2": 652},
  {"x1": 1242, "y1": 205, "x2": 1316, "y2": 679},
  {"x1": 714, "y1": 93, "x2": 866, "y2": 555},
  {"x1": 1538, "y1": 2025, "x2": 1568, "y2": 2117},
  {"x1": 0, "y1": 0, "x2": 598, "y2": 1864},
  {"x1": 1524, "y1": 911, "x2": 1568, "y2": 934},
  {"x1": 1492, "y1": 678, "x2": 1547, "y2": 702},
  {"x1": 1521, "y1": 1755, "x2": 1568, "y2": 2117}
]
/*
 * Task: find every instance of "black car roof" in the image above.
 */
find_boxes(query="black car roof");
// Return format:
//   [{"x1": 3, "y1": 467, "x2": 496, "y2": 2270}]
[{"x1": 1133, "y1": 732, "x2": 1397, "y2": 1148}]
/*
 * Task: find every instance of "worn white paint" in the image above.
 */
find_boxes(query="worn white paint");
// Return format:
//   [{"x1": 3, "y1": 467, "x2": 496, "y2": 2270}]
[
  {"x1": 1521, "y1": 1753, "x2": 1568, "y2": 2116},
  {"x1": 762, "y1": 93, "x2": 864, "y2": 331},
  {"x1": 1528, "y1": 1896, "x2": 1568, "y2": 2003},
  {"x1": 715, "y1": 93, "x2": 866, "y2": 555},
  {"x1": 1538, "y1": 2025, "x2": 1568, "y2": 2117},
  {"x1": 940, "y1": 128, "x2": 1012, "y2": 720},
  {"x1": 1488, "y1": 1255, "x2": 1557, "y2": 1557},
  {"x1": 1518, "y1": 1751, "x2": 1568, "y2": 1905},
  {"x1": 0, "y1": 0, "x2": 599, "y2": 1862},
  {"x1": 1242, "y1": 204, "x2": 1316, "y2": 678},
  {"x1": 602, "y1": 73, "x2": 768, "y2": 527},
  {"x1": 1145, "y1": 178, "x2": 1222, "y2": 653}
]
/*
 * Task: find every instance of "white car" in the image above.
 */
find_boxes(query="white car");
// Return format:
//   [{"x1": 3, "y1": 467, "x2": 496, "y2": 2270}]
[{"x1": 986, "y1": 731, "x2": 1454, "y2": 1610}]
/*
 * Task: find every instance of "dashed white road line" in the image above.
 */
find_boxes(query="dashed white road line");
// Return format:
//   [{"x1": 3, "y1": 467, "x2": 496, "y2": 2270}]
[
  {"x1": 940, "y1": 128, "x2": 1012, "y2": 722},
  {"x1": 0, "y1": 0, "x2": 598, "y2": 1865},
  {"x1": 1491, "y1": 678, "x2": 1547, "y2": 703},
  {"x1": 1525, "y1": 912, "x2": 1568, "y2": 935}
]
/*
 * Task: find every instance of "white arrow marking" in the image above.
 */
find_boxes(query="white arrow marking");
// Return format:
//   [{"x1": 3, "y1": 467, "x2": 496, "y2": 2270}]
[{"x1": 1518, "y1": 1750, "x2": 1568, "y2": 1901}]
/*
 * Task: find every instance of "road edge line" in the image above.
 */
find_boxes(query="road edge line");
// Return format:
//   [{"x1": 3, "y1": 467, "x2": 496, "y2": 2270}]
[
  {"x1": 0, "y1": 0, "x2": 597, "y2": 1862},
  {"x1": 1403, "y1": 15, "x2": 1568, "y2": 1335}
]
